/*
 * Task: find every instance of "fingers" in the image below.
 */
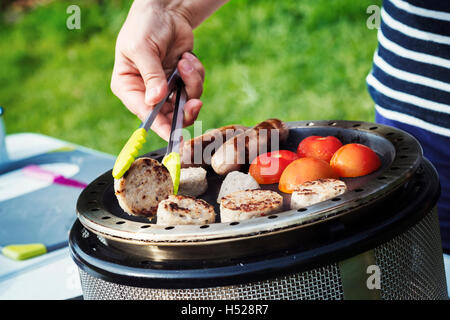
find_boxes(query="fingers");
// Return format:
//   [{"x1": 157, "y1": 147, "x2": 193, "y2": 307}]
[
  {"x1": 149, "y1": 113, "x2": 173, "y2": 142},
  {"x1": 182, "y1": 52, "x2": 205, "y2": 81},
  {"x1": 111, "y1": 50, "x2": 205, "y2": 141},
  {"x1": 111, "y1": 71, "x2": 172, "y2": 141},
  {"x1": 130, "y1": 43, "x2": 169, "y2": 106},
  {"x1": 161, "y1": 99, "x2": 203, "y2": 129},
  {"x1": 110, "y1": 58, "x2": 149, "y2": 121},
  {"x1": 183, "y1": 99, "x2": 203, "y2": 126},
  {"x1": 128, "y1": 92, "x2": 173, "y2": 141},
  {"x1": 178, "y1": 53, "x2": 205, "y2": 101}
]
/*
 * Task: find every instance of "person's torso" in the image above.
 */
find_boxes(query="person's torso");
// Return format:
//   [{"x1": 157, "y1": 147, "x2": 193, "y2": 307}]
[{"x1": 367, "y1": 0, "x2": 450, "y2": 137}]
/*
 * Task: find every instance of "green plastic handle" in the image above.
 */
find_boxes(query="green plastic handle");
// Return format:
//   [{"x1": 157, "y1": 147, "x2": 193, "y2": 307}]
[
  {"x1": 2, "y1": 243, "x2": 47, "y2": 260},
  {"x1": 112, "y1": 128, "x2": 148, "y2": 179},
  {"x1": 162, "y1": 152, "x2": 181, "y2": 195}
]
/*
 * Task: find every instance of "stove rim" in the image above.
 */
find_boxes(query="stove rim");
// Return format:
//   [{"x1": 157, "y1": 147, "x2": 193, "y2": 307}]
[
  {"x1": 76, "y1": 120, "x2": 422, "y2": 246},
  {"x1": 69, "y1": 158, "x2": 440, "y2": 289}
]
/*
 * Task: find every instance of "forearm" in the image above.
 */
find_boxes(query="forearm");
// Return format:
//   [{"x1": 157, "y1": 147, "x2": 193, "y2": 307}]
[
  {"x1": 178, "y1": 0, "x2": 229, "y2": 28},
  {"x1": 138, "y1": 0, "x2": 229, "y2": 28}
]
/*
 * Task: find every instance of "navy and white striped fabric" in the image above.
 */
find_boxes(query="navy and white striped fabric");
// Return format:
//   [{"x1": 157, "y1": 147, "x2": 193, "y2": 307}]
[
  {"x1": 367, "y1": 0, "x2": 450, "y2": 251},
  {"x1": 367, "y1": 0, "x2": 450, "y2": 136}
]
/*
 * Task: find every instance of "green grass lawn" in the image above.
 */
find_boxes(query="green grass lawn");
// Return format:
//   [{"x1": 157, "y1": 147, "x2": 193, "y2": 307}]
[{"x1": 0, "y1": 0, "x2": 381, "y2": 155}]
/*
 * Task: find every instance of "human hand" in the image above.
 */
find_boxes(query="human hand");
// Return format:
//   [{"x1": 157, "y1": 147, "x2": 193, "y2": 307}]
[{"x1": 111, "y1": 0, "x2": 205, "y2": 141}]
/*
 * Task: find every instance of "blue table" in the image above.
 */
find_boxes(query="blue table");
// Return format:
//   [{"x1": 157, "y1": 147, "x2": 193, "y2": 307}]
[{"x1": 0, "y1": 133, "x2": 114, "y2": 299}]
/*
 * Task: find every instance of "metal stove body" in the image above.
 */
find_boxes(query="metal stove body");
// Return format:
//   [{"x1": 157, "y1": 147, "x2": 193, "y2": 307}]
[{"x1": 70, "y1": 121, "x2": 448, "y2": 300}]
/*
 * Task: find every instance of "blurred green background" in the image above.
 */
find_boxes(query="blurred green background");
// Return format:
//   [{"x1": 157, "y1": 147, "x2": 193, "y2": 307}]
[{"x1": 0, "y1": 0, "x2": 381, "y2": 155}]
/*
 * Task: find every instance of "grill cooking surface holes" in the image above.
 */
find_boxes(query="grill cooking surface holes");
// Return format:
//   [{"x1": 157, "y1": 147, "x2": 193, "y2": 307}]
[{"x1": 75, "y1": 121, "x2": 423, "y2": 260}]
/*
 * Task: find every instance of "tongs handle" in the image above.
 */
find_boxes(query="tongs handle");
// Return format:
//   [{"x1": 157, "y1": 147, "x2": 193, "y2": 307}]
[
  {"x1": 140, "y1": 69, "x2": 181, "y2": 132},
  {"x1": 162, "y1": 76, "x2": 186, "y2": 195},
  {"x1": 112, "y1": 68, "x2": 183, "y2": 180},
  {"x1": 166, "y1": 79, "x2": 186, "y2": 155}
]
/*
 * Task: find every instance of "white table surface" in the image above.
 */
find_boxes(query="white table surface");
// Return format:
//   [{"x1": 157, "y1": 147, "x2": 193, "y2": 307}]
[{"x1": 0, "y1": 133, "x2": 113, "y2": 300}]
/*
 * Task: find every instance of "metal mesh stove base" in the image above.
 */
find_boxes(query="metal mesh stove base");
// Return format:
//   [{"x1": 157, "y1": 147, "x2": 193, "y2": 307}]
[
  {"x1": 79, "y1": 265, "x2": 343, "y2": 300},
  {"x1": 77, "y1": 208, "x2": 448, "y2": 300},
  {"x1": 375, "y1": 208, "x2": 447, "y2": 300}
]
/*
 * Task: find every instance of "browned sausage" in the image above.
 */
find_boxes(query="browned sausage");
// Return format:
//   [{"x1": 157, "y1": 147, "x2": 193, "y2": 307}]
[
  {"x1": 211, "y1": 119, "x2": 289, "y2": 175},
  {"x1": 180, "y1": 125, "x2": 248, "y2": 168}
]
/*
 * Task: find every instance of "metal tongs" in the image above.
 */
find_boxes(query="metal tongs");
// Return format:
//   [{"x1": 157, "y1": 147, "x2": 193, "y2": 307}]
[
  {"x1": 164, "y1": 70, "x2": 186, "y2": 157},
  {"x1": 112, "y1": 68, "x2": 186, "y2": 194}
]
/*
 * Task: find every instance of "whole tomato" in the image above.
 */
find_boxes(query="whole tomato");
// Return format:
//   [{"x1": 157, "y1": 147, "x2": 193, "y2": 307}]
[
  {"x1": 278, "y1": 157, "x2": 338, "y2": 193},
  {"x1": 297, "y1": 136, "x2": 343, "y2": 162},
  {"x1": 330, "y1": 143, "x2": 381, "y2": 177},
  {"x1": 249, "y1": 150, "x2": 299, "y2": 184}
]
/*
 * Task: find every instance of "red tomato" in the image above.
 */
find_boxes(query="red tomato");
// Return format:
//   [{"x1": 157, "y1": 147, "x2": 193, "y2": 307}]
[
  {"x1": 297, "y1": 135, "x2": 343, "y2": 162},
  {"x1": 330, "y1": 143, "x2": 381, "y2": 177},
  {"x1": 249, "y1": 150, "x2": 299, "y2": 184},
  {"x1": 278, "y1": 157, "x2": 338, "y2": 193}
]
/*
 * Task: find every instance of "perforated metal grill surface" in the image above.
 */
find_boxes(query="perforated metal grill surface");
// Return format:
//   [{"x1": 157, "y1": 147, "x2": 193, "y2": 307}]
[{"x1": 77, "y1": 208, "x2": 448, "y2": 300}]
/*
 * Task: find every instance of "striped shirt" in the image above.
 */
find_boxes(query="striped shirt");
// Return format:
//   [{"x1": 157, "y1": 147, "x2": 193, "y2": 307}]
[
  {"x1": 367, "y1": 0, "x2": 450, "y2": 137},
  {"x1": 367, "y1": 0, "x2": 450, "y2": 251}
]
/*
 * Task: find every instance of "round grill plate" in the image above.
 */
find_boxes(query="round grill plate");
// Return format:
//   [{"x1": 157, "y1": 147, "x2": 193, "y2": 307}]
[{"x1": 76, "y1": 121, "x2": 422, "y2": 259}]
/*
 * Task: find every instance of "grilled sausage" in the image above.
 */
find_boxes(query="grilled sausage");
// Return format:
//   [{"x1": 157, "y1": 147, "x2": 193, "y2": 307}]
[
  {"x1": 180, "y1": 125, "x2": 248, "y2": 168},
  {"x1": 211, "y1": 119, "x2": 289, "y2": 176},
  {"x1": 290, "y1": 178, "x2": 347, "y2": 210},
  {"x1": 157, "y1": 195, "x2": 216, "y2": 226},
  {"x1": 178, "y1": 167, "x2": 208, "y2": 197},
  {"x1": 114, "y1": 157, "x2": 173, "y2": 217},
  {"x1": 220, "y1": 189, "x2": 283, "y2": 222},
  {"x1": 217, "y1": 171, "x2": 260, "y2": 203}
]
